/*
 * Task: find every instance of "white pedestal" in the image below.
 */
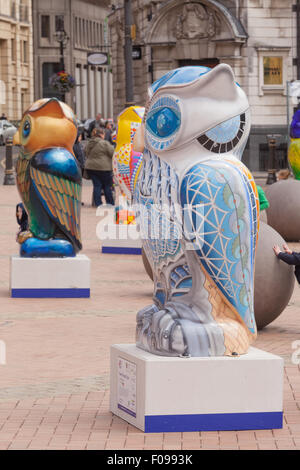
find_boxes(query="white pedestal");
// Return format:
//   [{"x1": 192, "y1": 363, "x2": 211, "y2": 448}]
[
  {"x1": 110, "y1": 344, "x2": 284, "y2": 433},
  {"x1": 10, "y1": 254, "x2": 90, "y2": 298},
  {"x1": 101, "y1": 224, "x2": 142, "y2": 255}
]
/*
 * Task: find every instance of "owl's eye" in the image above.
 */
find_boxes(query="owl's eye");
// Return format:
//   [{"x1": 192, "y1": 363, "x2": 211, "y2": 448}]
[
  {"x1": 197, "y1": 113, "x2": 246, "y2": 154},
  {"x1": 22, "y1": 120, "x2": 31, "y2": 139},
  {"x1": 147, "y1": 107, "x2": 180, "y2": 138},
  {"x1": 145, "y1": 95, "x2": 181, "y2": 151}
]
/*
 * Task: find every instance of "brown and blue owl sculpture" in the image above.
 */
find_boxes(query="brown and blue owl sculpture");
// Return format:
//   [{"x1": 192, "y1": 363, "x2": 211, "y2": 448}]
[{"x1": 13, "y1": 98, "x2": 82, "y2": 257}]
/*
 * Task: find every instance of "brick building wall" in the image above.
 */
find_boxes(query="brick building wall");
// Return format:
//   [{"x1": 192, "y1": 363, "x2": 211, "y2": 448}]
[{"x1": 0, "y1": 0, "x2": 34, "y2": 121}]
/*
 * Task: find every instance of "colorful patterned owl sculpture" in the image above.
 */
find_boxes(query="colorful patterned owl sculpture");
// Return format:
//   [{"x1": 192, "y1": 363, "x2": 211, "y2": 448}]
[
  {"x1": 133, "y1": 65, "x2": 259, "y2": 357},
  {"x1": 13, "y1": 98, "x2": 82, "y2": 258},
  {"x1": 288, "y1": 109, "x2": 300, "y2": 180},
  {"x1": 112, "y1": 106, "x2": 145, "y2": 201}
]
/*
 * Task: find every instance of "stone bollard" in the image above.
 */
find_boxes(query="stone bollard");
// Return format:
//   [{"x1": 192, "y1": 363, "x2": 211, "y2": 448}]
[{"x1": 3, "y1": 136, "x2": 15, "y2": 185}]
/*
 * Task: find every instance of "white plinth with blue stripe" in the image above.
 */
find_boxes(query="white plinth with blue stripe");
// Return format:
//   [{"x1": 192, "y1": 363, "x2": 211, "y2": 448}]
[
  {"x1": 110, "y1": 344, "x2": 284, "y2": 433},
  {"x1": 101, "y1": 224, "x2": 142, "y2": 255},
  {"x1": 10, "y1": 254, "x2": 90, "y2": 298}
]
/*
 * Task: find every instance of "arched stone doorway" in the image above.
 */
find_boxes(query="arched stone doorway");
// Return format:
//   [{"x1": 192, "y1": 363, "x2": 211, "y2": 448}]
[{"x1": 145, "y1": 0, "x2": 247, "y2": 84}]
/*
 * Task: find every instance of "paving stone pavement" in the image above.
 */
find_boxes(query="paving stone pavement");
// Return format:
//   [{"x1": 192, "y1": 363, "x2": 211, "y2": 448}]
[{"x1": 0, "y1": 184, "x2": 299, "y2": 450}]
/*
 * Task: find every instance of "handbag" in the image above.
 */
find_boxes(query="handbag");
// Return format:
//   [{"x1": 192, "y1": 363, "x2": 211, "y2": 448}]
[{"x1": 82, "y1": 169, "x2": 90, "y2": 180}]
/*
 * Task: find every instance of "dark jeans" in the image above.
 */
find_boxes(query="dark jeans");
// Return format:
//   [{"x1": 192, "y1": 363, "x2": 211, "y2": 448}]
[{"x1": 87, "y1": 170, "x2": 114, "y2": 206}]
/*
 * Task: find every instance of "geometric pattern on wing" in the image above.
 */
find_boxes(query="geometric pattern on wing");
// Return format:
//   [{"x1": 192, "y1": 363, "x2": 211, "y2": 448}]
[
  {"x1": 130, "y1": 151, "x2": 143, "y2": 194},
  {"x1": 170, "y1": 264, "x2": 192, "y2": 298},
  {"x1": 30, "y1": 166, "x2": 82, "y2": 250},
  {"x1": 117, "y1": 143, "x2": 131, "y2": 165},
  {"x1": 130, "y1": 122, "x2": 141, "y2": 142},
  {"x1": 180, "y1": 161, "x2": 257, "y2": 334},
  {"x1": 16, "y1": 156, "x2": 30, "y2": 205},
  {"x1": 134, "y1": 150, "x2": 182, "y2": 269},
  {"x1": 138, "y1": 193, "x2": 181, "y2": 267},
  {"x1": 113, "y1": 143, "x2": 132, "y2": 198}
]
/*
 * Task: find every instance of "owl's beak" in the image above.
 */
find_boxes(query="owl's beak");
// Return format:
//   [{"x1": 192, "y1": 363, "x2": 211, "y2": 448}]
[{"x1": 13, "y1": 131, "x2": 20, "y2": 146}]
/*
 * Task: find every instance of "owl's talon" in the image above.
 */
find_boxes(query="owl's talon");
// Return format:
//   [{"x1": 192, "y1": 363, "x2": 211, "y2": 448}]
[
  {"x1": 137, "y1": 307, "x2": 186, "y2": 356},
  {"x1": 20, "y1": 237, "x2": 75, "y2": 258}
]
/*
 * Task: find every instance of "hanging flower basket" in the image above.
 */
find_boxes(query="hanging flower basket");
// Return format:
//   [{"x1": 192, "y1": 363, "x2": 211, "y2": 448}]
[{"x1": 49, "y1": 71, "x2": 76, "y2": 93}]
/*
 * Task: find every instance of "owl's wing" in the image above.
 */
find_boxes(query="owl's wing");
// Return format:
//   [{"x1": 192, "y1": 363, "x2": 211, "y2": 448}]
[
  {"x1": 30, "y1": 148, "x2": 82, "y2": 250},
  {"x1": 288, "y1": 139, "x2": 300, "y2": 179},
  {"x1": 180, "y1": 158, "x2": 259, "y2": 335}
]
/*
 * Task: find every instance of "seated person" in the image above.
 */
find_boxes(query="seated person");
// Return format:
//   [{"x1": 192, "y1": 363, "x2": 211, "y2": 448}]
[{"x1": 277, "y1": 169, "x2": 291, "y2": 181}]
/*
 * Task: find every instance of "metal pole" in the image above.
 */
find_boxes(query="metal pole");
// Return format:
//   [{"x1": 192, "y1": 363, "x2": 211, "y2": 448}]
[
  {"x1": 124, "y1": 0, "x2": 134, "y2": 107},
  {"x1": 3, "y1": 137, "x2": 15, "y2": 185},
  {"x1": 60, "y1": 40, "x2": 65, "y2": 71},
  {"x1": 266, "y1": 136, "x2": 277, "y2": 185}
]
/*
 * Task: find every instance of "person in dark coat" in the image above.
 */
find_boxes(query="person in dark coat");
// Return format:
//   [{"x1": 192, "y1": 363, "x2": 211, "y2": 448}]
[
  {"x1": 87, "y1": 113, "x2": 104, "y2": 138},
  {"x1": 73, "y1": 131, "x2": 85, "y2": 173},
  {"x1": 84, "y1": 128, "x2": 114, "y2": 206},
  {"x1": 16, "y1": 202, "x2": 30, "y2": 242},
  {"x1": 16, "y1": 202, "x2": 29, "y2": 232},
  {"x1": 104, "y1": 121, "x2": 114, "y2": 146},
  {"x1": 273, "y1": 243, "x2": 300, "y2": 284}
]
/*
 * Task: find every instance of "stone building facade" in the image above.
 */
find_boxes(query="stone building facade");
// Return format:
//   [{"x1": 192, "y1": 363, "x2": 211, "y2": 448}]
[
  {"x1": 32, "y1": 0, "x2": 113, "y2": 121},
  {"x1": 108, "y1": 0, "x2": 297, "y2": 172},
  {"x1": 0, "y1": 0, "x2": 34, "y2": 121}
]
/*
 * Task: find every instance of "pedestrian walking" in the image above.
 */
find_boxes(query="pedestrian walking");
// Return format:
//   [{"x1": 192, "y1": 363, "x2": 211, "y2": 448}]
[
  {"x1": 87, "y1": 113, "x2": 104, "y2": 138},
  {"x1": 84, "y1": 128, "x2": 115, "y2": 206}
]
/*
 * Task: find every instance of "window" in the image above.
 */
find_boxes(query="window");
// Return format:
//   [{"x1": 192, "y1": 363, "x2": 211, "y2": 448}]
[
  {"x1": 19, "y1": 1, "x2": 29, "y2": 22},
  {"x1": 55, "y1": 15, "x2": 65, "y2": 32},
  {"x1": 257, "y1": 47, "x2": 290, "y2": 95},
  {"x1": 42, "y1": 62, "x2": 64, "y2": 99},
  {"x1": 41, "y1": 15, "x2": 50, "y2": 39},
  {"x1": 22, "y1": 40, "x2": 28, "y2": 63},
  {"x1": 11, "y1": 38, "x2": 16, "y2": 61},
  {"x1": 74, "y1": 17, "x2": 78, "y2": 45},
  {"x1": 263, "y1": 57, "x2": 283, "y2": 86},
  {"x1": 21, "y1": 91, "x2": 25, "y2": 113}
]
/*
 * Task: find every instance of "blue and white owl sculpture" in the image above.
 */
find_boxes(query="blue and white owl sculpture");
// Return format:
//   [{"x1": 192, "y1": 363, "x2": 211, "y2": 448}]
[{"x1": 133, "y1": 65, "x2": 259, "y2": 357}]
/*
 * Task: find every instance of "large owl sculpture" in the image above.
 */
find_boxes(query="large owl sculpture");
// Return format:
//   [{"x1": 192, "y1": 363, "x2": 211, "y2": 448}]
[
  {"x1": 133, "y1": 65, "x2": 260, "y2": 357},
  {"x1": 288, "y1": 109, "x2": 300, "y2": 180},
  {"x1": 13, "y1": 98, "x2": 82, "y2": 258},
  {"x1": 112, "y1": 106, "x2": 145, "y2": 201}
]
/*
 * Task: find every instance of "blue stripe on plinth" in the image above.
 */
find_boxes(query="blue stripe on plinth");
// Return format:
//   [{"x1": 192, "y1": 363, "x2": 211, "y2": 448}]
[
  {"x1": 118, "y1": 404, "x2": 136, "y2": 418},
  {"x1": 102, "y1": 246, "x2": 142, "y2": 255},
  {"x1": 144, "y1": 412, "x2": 283, "y2": 433},
  {"x1": 11, "y1": 288, "x2": 90, "y2": 298}
]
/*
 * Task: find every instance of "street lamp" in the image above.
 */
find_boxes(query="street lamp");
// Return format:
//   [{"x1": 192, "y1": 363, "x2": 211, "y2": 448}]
[
  {"x1": 124, "y1": 0, "x2": 135, "y2": 107},
  {"x1": 266, "y1": 134, "x2": 281, "y2": 185},
  {"x1": 54, "y1": 29, "x2": 69, "y2": 71}
]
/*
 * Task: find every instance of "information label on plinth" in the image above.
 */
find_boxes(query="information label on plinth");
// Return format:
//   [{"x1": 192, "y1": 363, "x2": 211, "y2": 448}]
[{"x1": 110, "y1": 344, "x2": 284, "y2": 433}]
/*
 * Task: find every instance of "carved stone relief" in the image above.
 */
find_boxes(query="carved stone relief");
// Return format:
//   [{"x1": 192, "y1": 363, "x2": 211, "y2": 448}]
[{"x1": 174, "y1": 2, "x2": 220, "y2": 40}]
